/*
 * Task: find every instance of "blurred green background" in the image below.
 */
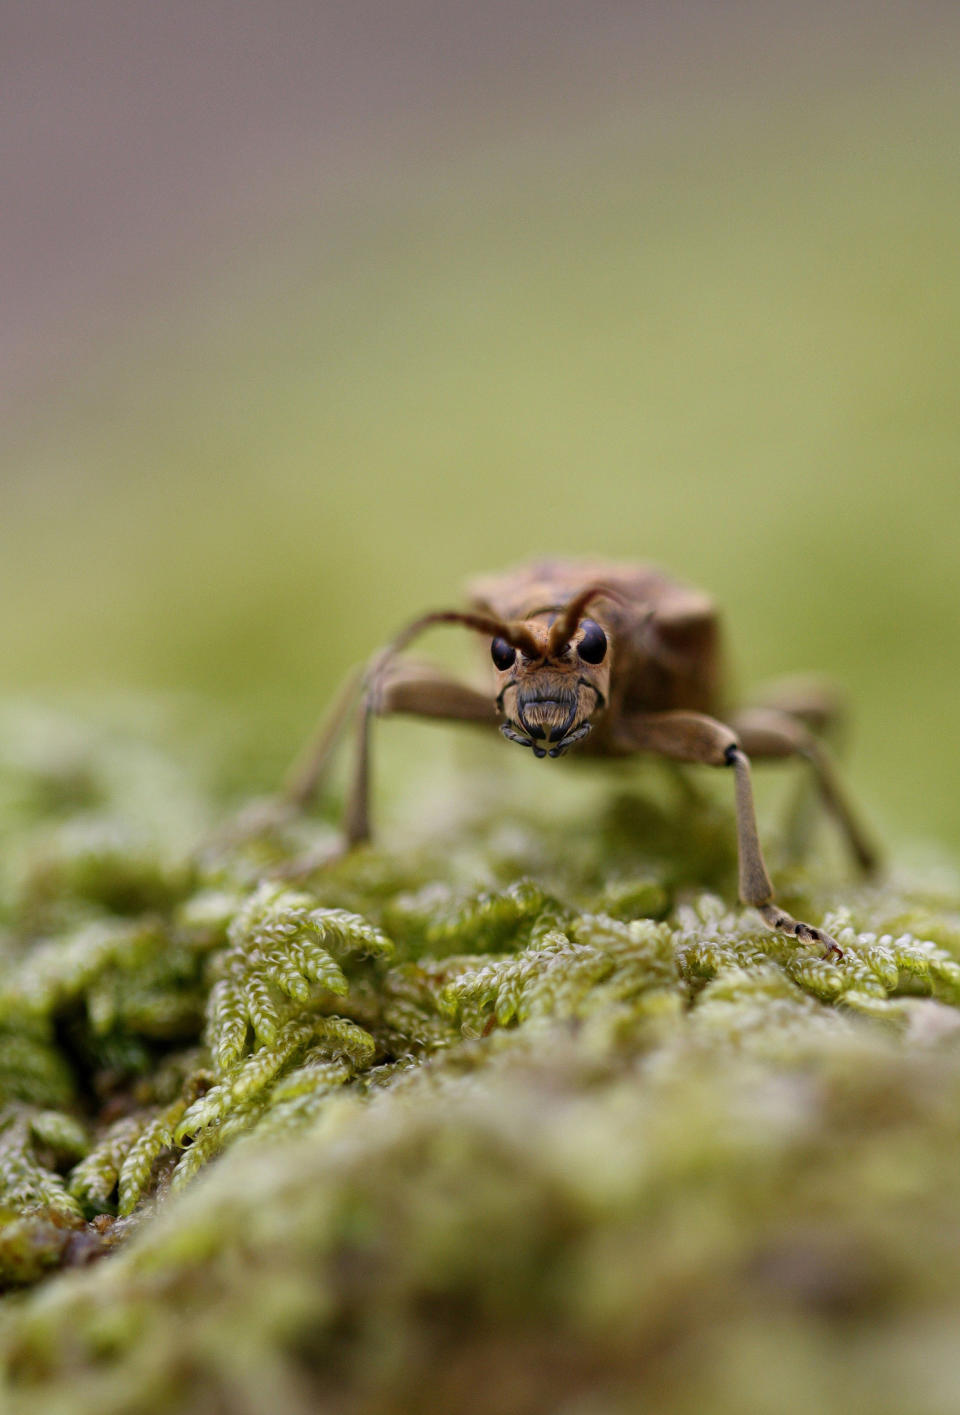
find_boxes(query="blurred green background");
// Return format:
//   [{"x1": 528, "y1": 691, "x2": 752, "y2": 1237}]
[{"x1": 1, "y1": 2, "x2": 958, "y2": 848}]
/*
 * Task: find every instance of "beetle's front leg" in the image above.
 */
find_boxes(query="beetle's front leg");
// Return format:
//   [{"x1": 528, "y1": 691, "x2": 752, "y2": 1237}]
[
  {"x1": 340, "y1": 659, "x2": 498, "y2": 846},
  {"x1": 205, "y1": 660, "x2": 497, "y2": 862},
  {"x1": 260, "y1": 659, "x2": 498, "y2": 881},
  {"x1": 259, "y1": 663, "x2": 498, "y2": 880},
  {"x1": 617, "y1": 710, "x2": 843, "y2": 958}
]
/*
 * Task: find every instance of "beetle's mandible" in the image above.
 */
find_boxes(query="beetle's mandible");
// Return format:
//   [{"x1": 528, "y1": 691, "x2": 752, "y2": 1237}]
[{"x1": 278, "y1": 559, "x2": 879, "y2": 958}]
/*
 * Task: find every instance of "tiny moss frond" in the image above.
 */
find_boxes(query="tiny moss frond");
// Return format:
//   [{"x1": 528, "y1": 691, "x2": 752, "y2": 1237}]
[
  {"x1": 0, "y1": 918, "x2": 165, "y2": 1022},
  {"x1": 0, "y1": 1107, "x2": 85, "y2": 1223},
  {"x1": 177, "y1": 1014, "x2": 376, "y2": 1147},
  {"x1": 67, "y1": 1114, "x2": 147, "y2": 1211},
  {"x1": 206, "y1": 883, "x2": 392, "y2": 1070},
  {"x1": 381, "y1": 878, "x2": 560, "y2": 958},
  {"x1": 0, "y1": 1022, "x2": 77, "y2": 1111},
  {"x1": 442, "y1": 913, "x2": 678, "y2": 1031}
]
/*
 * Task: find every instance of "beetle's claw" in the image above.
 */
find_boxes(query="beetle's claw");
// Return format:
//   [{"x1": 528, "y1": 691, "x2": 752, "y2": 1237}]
[{"x1": 757, "y1": 903, "x2": 844, "y2": 961}]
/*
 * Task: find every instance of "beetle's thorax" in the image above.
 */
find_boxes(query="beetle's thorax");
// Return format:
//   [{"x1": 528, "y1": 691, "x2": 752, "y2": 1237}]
[{"x1": 493, "y1": 615, "x2": 611, "y2": 760}]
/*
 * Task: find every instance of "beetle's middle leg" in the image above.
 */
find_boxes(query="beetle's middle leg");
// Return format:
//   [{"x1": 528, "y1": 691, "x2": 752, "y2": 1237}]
[{"x1": 616, "y1": 710, "x2": 843, "y2": 957}]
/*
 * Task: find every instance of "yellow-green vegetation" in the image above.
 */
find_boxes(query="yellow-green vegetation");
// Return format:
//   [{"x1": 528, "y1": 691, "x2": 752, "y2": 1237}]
[{"x1": 2, "y1": 703, "x2": 960, "y2": 1413}]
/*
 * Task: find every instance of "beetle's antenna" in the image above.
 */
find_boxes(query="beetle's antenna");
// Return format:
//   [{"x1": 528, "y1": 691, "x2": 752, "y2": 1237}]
[
  {"x1": 546, "y1": 585, "x2": 627, "y2": 656},
  {"x1": 387, "y1": 610, "x2": 541, "y2": 660}
]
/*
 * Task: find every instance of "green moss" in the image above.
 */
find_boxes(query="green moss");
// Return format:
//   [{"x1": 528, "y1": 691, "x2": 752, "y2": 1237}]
[{"x1": 1, "y1": 705, "x2": 960, "y2": 1412}]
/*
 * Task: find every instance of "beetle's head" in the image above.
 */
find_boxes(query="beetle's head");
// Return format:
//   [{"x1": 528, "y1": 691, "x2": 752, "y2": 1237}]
[
  {"x1": 379, "y1": 585, "x2": 619, "y2": 761},
  {"x1": 490, "y1": 588, "x2": 613, "y2": 759}
]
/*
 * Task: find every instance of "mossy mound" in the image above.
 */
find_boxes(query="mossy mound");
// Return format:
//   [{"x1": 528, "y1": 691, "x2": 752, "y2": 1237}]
[{"x1": 1, "y1": 705, "x2": 960, "y2": 1414}]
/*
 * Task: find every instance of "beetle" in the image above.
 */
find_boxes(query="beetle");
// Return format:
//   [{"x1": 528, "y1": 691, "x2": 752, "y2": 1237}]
[{"x1": 274, "y1": 558, "x2": 878, "y2": 957}]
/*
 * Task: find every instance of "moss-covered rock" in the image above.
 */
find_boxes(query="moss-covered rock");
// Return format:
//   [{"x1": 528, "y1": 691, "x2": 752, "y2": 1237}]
[{"x1": 1, "y1": 704, "x2": 960, "y2": 1413}]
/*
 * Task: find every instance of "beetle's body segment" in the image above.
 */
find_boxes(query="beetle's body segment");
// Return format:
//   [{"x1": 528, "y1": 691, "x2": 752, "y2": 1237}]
[{"x1": 273, "y1": 558, "x2": 879, "y2": 959}]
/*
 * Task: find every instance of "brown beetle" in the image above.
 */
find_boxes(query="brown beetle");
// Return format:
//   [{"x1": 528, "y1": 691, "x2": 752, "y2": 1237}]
[{"x1": 278, "y1": 559, "x2": 878, "y2": 957}]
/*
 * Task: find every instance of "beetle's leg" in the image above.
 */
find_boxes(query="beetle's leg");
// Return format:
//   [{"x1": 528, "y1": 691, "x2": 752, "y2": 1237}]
[
  {"x1": 208, "y1": 660, "x2": 496, "y2": 860},
  {"x1": 280, "y1": 657, "x2": 494, "y2": 815},
  {"x1": 744, "y1": 674, "x2": 847, "y2": 738},
  {"x1": 615, "y1": 710, "x2": 843, "y2": 958},
  {"x1": 281, "y1": 596, "x2": 529, "y2": 824},
  {"x1": 727, "y1": 706, "x2": 878, "y2": 875},
  {"x1": 341, "y1": 659, "x2": 498, "y2": 846},
  {"x1": 282, "y1": 664, "x2": 368, "y2": 810},
  {"x1": 264, "y1": 664, "x2": 499, "y2": 879},
  {"x1": 733, "y1": 675, "x2": 850, "y2": 867}
]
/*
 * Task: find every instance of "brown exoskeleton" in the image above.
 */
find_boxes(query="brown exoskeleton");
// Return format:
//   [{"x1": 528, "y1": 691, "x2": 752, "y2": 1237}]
[{"x1": 275, "y1": 559, "x2": 878, "y2": 957}]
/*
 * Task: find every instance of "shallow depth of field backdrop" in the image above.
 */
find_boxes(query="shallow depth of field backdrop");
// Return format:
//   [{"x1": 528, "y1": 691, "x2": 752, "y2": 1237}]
[
  {"x1": 5, "y1": 8, "x2": 960, "y2": 1415},
  {"x1": 2, "y1": 0, "x2": 959, "y2": 844}
]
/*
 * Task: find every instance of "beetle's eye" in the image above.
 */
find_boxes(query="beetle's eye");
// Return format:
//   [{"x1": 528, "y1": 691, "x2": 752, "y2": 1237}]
[
  {"x1": 491, "y1": 637, "x2": 516, "y2": 671},
  {"x1": 577, "y1": 619, "x2": 607, "y2": 664}
]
